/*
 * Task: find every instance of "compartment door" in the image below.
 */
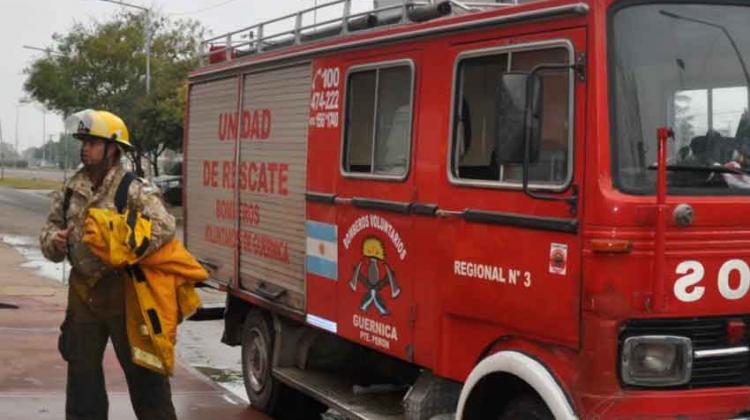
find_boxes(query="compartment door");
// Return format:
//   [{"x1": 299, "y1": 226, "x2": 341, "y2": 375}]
[
  {"x1": 185, "y1": 76, "x2": 240, "y2": 288},
  {"x1": 238, "y1": 63, "x2": 312, "y2": 311}
]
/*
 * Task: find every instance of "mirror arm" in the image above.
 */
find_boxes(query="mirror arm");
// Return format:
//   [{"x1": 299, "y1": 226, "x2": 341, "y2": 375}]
[{"x1": 521, "y1": 62, "x2": 578, "y2": 216}]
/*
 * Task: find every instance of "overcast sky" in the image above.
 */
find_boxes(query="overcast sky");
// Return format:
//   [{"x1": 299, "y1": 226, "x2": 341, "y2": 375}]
[{"x1": 0, "y1": 0, "x2": 375, "y2": 153}]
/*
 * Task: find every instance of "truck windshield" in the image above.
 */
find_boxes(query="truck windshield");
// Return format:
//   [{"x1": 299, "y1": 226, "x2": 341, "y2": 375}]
[{"x1": 611, "y1": 3, "x2": 750, "y2": 194}]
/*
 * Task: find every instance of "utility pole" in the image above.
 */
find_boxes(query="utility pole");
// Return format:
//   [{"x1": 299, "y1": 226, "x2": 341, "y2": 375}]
[
  {"x1": 14, "y1": 107, "x2": 19, "y2": 156},
  {"x1": 15, "y1": 103, "x2": 22, "y2": 155},
  {"x1": 0, "y1": 119, "x2": 4, "y2": 180},
  {"x1": 48, "y1": 134, "x2": 55, "y2": 168},
  {"x1": 146, "y1": 11, "x2": 151, "y2": 95},
  {"x1": 15, "y1": 99, "x2": 32, "y2": 159},
  {"x1": 42, "y1": 111, "x2": 47, "y2": 165},
  {"x1": 64, "y1": 134, "x2": 69, "y2": 182}
]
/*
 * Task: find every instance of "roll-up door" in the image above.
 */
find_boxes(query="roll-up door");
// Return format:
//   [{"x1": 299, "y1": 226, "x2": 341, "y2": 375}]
[
  {"x1": 185, "y1": 77, "x2": 240, "y2": 287},
  {"x1": 238, "y1": 63, "x2": 312, "y2": 310}
]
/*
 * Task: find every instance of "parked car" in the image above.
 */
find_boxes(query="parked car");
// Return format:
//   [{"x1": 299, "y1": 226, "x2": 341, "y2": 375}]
[{"x1": 153, "y1": 161, "x2": 182, "y2": 206}]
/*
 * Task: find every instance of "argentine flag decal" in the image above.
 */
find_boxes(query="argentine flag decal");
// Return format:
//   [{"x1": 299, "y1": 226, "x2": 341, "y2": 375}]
[{"x1": 306, "y1": 220, "x2": 338, "y2": 280}]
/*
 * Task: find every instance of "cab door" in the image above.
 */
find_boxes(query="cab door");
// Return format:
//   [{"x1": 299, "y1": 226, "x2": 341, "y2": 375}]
[
  {"x1": 334, "y1": 54, "x2": 420, "y2": 362},
  {"x1": 436, "y1": 29, "x2": 587, "y2": 358}
]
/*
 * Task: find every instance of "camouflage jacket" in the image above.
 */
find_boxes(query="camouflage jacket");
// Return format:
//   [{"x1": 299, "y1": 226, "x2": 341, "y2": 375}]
[{"x1": 40, "y1": 163, "x2": 175, "y2": 317}]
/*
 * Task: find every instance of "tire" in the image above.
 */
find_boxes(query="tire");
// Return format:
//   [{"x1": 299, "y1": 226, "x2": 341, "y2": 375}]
[
  {"x1": 241, "y1": 310, "x2": 283, "y2": 414},
  {"x1": 240, "y1": 310, "x2": 327, "y2": 419},
  {"x1": 498, "y1": 394, "x2": 553, "y2": 420}
]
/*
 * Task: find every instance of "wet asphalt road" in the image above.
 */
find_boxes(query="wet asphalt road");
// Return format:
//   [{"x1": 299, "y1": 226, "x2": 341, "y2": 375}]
[
  {"x1": 2, "y1": 167, "x2": 68, "y2": 182},
  {"x1": 0, "y1": 184, "x2": 254, "y2": 415},
  {"x1": 0, "y1": 187, "x2": 51, "y2": 237}
]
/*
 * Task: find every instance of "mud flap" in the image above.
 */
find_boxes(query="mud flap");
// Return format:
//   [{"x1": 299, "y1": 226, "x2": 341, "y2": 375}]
[{"x1": 221, "y1": 294, "x2": 250, "y2": 346}]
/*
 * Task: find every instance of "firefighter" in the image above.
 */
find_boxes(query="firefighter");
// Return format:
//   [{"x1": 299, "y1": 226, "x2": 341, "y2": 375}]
[{"x1": 39, "y1": 109, "x2": 178, "y2": 420}]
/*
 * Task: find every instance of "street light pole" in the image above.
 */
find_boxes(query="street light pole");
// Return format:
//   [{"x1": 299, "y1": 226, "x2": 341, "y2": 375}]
[
  {"x1": 22, "y1": 45, "x2": 62, "y2": 56},
  {"x1": 64, "y1": 134, "x2": 69, "y2": 182},
  {"x1": 15, "y1": 100, "x2": 50, "y2": 167},
  {"x1": 145, "y1": 11, "x2": 151, "y2": 95},
  {"x1": 42, "y1": 109, "x2": 47, "y2": 164},
  {"x1": 0, "y1": 119, "x2": 5, "y2": 180},
  {"x1": 97, "y1": 0, "x2": 151, "y2": 95},
  {"x1": 48, "y1": 134, "x2": 54, "y2": 168},
  {"x1": 14, "y1": 107, "x2": 19, "y2": 156}
]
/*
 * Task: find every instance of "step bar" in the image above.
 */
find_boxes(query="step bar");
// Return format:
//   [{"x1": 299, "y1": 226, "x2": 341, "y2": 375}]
[{"x1": 274, "y1": 366, "x2": 408, "y2": 420}]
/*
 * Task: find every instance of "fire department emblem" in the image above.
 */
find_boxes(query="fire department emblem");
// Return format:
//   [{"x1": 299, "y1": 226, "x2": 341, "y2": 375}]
[{"x1": 349, "y1": 237, "x2": 400, "y2": 316}]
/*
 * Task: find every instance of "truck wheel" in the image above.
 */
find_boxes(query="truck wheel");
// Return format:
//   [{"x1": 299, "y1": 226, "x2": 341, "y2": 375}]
[
  {"x1": 241, "y1": 310, "x2": 282, "y2": 414},
  {"x1": 498, "y1": 394, "x2": 553, "y2": 420},
  {"x1": 240, "y1": 310, "x2": 327, "y2": 419}
]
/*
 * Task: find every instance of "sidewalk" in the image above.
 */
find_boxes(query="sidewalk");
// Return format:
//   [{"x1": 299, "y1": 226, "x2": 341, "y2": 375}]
[{"x1": 0, "y1": 241, "x2": 269, "y2": 420}]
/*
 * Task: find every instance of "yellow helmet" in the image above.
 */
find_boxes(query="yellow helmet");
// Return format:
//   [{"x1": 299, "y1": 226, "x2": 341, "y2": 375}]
[{"x1": 67, "y1": 109, "x2": 132, "y2": 150}]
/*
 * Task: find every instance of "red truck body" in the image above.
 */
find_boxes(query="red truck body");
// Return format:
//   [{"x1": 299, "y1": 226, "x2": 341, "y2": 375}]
[{"x1": 184, "y1": 1, "x2": 750, "y2": 417}]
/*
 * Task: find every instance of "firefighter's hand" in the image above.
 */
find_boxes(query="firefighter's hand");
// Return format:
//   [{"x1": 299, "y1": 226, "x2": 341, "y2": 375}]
[{"x1": 53, "y1": 226, "x2": 73, "y2": 254}]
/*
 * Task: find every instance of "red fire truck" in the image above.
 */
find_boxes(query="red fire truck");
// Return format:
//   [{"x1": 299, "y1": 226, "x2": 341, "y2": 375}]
[{"x1": 184, "y1": 0, "x2": 750, "y2": 418}]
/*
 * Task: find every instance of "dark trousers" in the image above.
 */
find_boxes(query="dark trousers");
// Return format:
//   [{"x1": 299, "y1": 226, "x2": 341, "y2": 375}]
[{"x1": 59, "y1": 312, "x2": 177, "y2": 420}]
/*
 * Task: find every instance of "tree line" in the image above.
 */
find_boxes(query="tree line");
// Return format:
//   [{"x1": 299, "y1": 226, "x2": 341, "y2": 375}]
[{"x1": 24, "y1": 12, "x2": 204, "y2": 176}]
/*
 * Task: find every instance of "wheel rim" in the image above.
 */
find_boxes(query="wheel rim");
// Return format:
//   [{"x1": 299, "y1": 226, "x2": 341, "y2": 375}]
[{"x1": 244, "y1": 326, "x2": 268, "y2": 394}]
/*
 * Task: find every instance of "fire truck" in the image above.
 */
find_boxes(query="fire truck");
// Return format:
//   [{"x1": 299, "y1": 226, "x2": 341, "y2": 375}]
[{"x1": 184, "y1": 0, "x2": 750, "y2": 418}]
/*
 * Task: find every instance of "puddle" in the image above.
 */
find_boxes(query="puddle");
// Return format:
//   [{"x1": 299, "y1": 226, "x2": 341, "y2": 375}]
[
  {"x1": 1, "y1": 234, "x2": 70, "y2": 284},
  {"x1": 194, "y1": 366, "x2": 248, "y2": 403},
  {"x1": 1, "y1": 233, "x2": 249, "y2": 404},
  {"x1": 176, "y1": 318, "x2": 247, "y2": 403}
]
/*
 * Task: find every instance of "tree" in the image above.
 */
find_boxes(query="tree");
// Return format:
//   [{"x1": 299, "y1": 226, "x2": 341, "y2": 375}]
[
  {"x1": 40, "y1": 135, "x2": 80, "y2": 170},
  {"x1": 0, "y1": 143, "x2": 19, "y2": 161},
  {"x1": 24, "y1": 12, "x2": 203, "y2": 176}
]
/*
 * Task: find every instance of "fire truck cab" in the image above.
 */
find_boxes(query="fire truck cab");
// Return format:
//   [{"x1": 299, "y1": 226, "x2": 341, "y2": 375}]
[{"x1": 184, "y1": 0, "x2": 750, "y2": 418}]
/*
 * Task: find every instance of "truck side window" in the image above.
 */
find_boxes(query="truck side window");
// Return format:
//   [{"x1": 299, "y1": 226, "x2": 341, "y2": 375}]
[
  {"x1": 451, "y1": 46, "x2": 571, "y2": 186},
  {"x1": 343, "y1": 63, "x2": 413, "y2": 177}
]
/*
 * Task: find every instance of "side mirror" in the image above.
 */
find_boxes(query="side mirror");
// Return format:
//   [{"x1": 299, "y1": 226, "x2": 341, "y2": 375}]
[{"x1": 494, "y1": 72, "x2": 543, "y2": 165}]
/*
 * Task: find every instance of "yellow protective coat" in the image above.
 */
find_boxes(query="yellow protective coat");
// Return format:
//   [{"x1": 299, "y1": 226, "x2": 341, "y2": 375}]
[{"x1": 83, "y1": 208, "x2": 208, "y2": 375}]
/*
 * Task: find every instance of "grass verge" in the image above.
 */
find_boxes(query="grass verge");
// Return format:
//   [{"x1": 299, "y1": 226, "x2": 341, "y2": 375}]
[{"x1": 0, "y1": 177, "x2": 62, "y2": 190}]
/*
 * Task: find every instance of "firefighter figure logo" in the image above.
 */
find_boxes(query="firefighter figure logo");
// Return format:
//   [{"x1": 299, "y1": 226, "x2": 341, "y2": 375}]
[{"x1": 349, "y1": 237, "x2": 400, "y2": 316}]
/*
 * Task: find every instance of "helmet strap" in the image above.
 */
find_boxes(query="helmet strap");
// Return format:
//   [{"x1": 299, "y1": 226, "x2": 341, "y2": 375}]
[{"x1": 101, "y1": 141, "x2": 113, "y2": 170}]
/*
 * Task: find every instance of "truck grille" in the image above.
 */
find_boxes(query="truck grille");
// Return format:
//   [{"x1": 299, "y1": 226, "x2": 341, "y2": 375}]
[{"x1": 620, "y1": 316, "x2": 750, "y2": 388}]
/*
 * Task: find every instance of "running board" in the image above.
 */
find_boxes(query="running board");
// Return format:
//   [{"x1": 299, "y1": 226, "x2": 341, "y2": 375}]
[{"x1": 273, "y1": 367, "x2": 407, "y2": 420}]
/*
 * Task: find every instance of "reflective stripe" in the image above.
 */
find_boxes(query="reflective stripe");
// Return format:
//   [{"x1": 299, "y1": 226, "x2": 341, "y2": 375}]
[
  {"x1": 694, "y1": 346, "x2": 749, "y2": 359},
  {"x1": 132, "y1": 346, "x2": 164, "y2": 370},
  {"x1": 306, "y1": 314, "x2": 337, "y2": 333}
]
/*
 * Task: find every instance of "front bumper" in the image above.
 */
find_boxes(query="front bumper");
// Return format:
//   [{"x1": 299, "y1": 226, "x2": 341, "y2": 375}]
[{"x1": 581, "y1": 387, "x2": 750, "y2": 419}]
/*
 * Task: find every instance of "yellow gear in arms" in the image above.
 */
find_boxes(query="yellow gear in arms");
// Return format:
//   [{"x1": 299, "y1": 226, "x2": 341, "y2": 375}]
[
  {"x1": 67, "y1": 109, "x2": 133, "y2": 150},
  {"x1": 84, "y1": 208, "x2": 153, "y2": 267},
  {"x1": 83, "y1": 208, "x2": 208, "y2": 375}
]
